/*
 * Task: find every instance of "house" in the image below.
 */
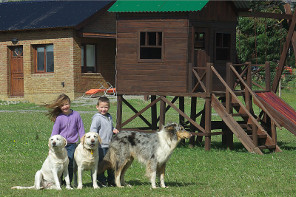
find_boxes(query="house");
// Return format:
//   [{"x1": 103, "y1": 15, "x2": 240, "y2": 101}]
[
  {"x1": 109, "y1": 0, "x2": 250, "y2": 95},
  {"x1": 109, "y1": 0, "x2": 296, "y2": 154},
  {"x1": 0, "y1": 1, "x2": 116, "y2": 104}
]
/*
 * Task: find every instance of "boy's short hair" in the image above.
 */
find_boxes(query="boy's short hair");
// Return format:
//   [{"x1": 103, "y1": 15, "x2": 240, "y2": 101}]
[{"x1": 97, "y1": 96, "x2": 110, "y2": 105}]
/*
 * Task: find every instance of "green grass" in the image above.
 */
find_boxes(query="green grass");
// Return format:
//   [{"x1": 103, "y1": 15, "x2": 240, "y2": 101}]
[{"x1": 1, "y1": 93, "x2": 296, "y2": 196}]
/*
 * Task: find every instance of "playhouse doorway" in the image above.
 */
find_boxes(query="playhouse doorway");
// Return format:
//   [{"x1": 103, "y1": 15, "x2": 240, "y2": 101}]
[
  {"x1": 192, "y1": 27, "x2": 210, "y2": 92},
  {"x1": 9, "y1": 46, "x2": 24, "y2": 97}
]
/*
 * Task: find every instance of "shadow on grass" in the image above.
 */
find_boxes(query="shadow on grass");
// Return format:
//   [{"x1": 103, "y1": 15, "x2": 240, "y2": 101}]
[
  {"x1": 277, "y1": 141, "x2": 296, "y2": 151},
  {"x1": 82, "y1": 180, "x2": 200, "y2": 188},
  {"x1": 122, "y1": 180, "x2": 199, "y2": 188},
  {"x1": 183, "y1": 140, "x2": 288, "y2": 154}
]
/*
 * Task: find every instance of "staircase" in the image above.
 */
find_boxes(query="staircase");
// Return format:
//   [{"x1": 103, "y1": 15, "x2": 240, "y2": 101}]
[{"x1": 210, "y1": 64, "x2": 281, "y2": 154}]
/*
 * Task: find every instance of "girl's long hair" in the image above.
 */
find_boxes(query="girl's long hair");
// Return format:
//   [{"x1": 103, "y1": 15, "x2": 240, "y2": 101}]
[{"x1": 46, "y1": 94, "x2": 71, "y2": 122}]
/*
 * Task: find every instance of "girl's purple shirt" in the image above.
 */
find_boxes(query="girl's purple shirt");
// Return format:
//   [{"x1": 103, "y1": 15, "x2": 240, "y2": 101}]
[{"x1": 51, "y1": 110, "x2": 85, "y2": 143}]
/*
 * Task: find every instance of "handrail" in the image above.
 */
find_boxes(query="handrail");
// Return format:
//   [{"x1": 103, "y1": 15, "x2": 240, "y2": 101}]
[
  {"x1": 211, "y1": 65, "x2": 281, "y2": 131},
  {"x1": 229, "y1": 65, "x2": 281, "y2": 129}
]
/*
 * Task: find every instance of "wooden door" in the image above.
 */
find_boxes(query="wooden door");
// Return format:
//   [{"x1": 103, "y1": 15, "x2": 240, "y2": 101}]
[
  {"x1": 193, "y1": 28, "x2": 210, "y2": 91},
  {"x1": 10, "y1": 46, "x2": 24, "y2": 96}
]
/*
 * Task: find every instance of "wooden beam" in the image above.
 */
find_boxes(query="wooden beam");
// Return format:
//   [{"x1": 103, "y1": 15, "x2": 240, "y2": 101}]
[
  {"x1": 284, "y1": 4, "x2": 296, "y2": 68},
  {"x1": 122, "y1": 97, "x2": 152, "y2": 128},
  {"x1": 121, "y1": 97, "x2": 161, "y2": 128},
  {"x1": 272, "y1": 9, "x2": 296, "y2": 92},
  {"x1": 81, "y1": 32, "x2": 116, "y2": 39},
  {"x1": 160, "y1": 96, "x2": 205, "y2": 133},
  {"x1": 238, "y1": 11, "x2": 292, "y2": 20}
]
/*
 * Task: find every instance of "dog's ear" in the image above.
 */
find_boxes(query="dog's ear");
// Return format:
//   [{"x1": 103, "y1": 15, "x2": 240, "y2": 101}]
[
  {"x1": 97, "y1": 135, "x2": 102, "y2": 145},
  {"x1": 48, "y1": 137, "x2": 51, "y2": 148},
  {"x1": 62, "y1": 136, "x2": 67, "y2": 147},
  {"x1": 164, "y1": 123, "x2": 177, "y2": 132},
  {"x1": 80, "y1": 134, "x2": 85, "y2": 145}
]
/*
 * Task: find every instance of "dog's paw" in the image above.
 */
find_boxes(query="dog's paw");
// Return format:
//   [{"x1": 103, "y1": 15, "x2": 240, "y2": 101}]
[
  {"x1": 77, "y1": 185, "x2": 83, "y2": 190},
  {"x1": 125, "y1": 184, "x2": 132, "y2": 188},
  {"x1": 66, "y1": 186, "x2": 73, "y2": 190},
  {"x1": 93, "y1": 185, "x2": 100, "y2": 189}
]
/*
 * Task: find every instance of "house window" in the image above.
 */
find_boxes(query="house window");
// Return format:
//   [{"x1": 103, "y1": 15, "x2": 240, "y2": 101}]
[
  {"x1": 140, "y1": 32, "x2": 162, "y2": 59},
  {"x1": 216, "y1": 33, "x2": 231, "y2": 61},
  {"x1": 195, "y1": 32, "x2": 205, "y2": 49},
  {"x1": 81, "y1": 44, "x2": 96, "y2": 73},
  {"x1": 33, "y1": 44, "x2": 54, "y2": 73}
]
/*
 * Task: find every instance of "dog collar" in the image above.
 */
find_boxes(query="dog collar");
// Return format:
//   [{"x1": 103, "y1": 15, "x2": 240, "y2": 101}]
[{"x1": 91, "y1": 150, "x2": 93, "y2": 155}]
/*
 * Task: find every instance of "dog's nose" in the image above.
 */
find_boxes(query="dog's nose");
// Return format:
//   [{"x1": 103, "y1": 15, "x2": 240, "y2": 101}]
[
  {"x1": 91, "y1": 139, "x2": 95, "y2": 143},
  {"x1": 52, "y1": 141, "x2": 56, "y2": 146}
]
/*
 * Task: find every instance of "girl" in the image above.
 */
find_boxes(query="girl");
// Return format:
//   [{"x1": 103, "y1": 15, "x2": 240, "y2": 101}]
[{"x1": 47, "y1": 94, "x2": 85, "y2": 183}]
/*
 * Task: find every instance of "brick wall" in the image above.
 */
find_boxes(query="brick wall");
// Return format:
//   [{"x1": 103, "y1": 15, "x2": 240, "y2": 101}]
[{"x1": 0, "y1": 28, "x2": 115, "y2": 104}]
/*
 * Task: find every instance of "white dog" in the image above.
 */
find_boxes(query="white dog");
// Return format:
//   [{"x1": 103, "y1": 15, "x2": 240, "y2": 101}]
[
  {"x1": 74, "y1": 132, "x2": 101, "y2": 189},
  {"x1": 11, "y1": 135, "x2": 72, "y2": 190}
]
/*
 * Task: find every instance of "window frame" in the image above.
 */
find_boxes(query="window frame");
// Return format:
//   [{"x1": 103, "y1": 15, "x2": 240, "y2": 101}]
[
  {"x1": 215, "y1": 32, "x2": 231, "y2": 62},
  {"x1": 81, "y1": 44, "x2": 97, "y2": 73},
  {"x1": 138, "y1": 31, "x2": 163, "y2": 62},
  {"x1": 33, "y1": 44, "x2": 54, "y2": 73}
]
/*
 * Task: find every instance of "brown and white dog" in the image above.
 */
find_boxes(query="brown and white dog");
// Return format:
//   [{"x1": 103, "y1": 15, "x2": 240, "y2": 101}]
[
  {"x1": 97, "y1": 123, "x2": 192, "y2": 188},
  {"x1": 11, "y1": 135, "x2": 71, "y2": 190},
  {"x1": 74, "y1": 132, "x2": 101, "y2": 189}
]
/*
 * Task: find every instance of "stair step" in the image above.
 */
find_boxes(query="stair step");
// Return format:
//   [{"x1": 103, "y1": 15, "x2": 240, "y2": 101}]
[
  {"x1": 248, "y1": 133, "x2": 267, "y2": 139},
  {"x1": 231, "y1": 103, "x2": 240, "y2": 107},
  {"x1": 232, "y1": 113, "x2": 249, "y2": 118},
  {"x1": 258, "y1": 144, "x2": 276, "y2": 150}
]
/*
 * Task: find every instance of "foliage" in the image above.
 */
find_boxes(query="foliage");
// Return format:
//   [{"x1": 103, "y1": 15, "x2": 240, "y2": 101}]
[{"x1": 236, "y1": 1, "x2": 293, "y2": 69}]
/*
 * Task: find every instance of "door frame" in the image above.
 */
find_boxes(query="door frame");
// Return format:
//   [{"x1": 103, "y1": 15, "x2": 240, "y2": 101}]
[{"x1": 9, "y1": 46, "x2": 24, "y2": 97}]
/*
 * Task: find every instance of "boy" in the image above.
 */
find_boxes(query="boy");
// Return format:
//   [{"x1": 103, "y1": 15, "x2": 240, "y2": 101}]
[{"x1": 90, "y1": 96, "x2": 119, "y2": 186}]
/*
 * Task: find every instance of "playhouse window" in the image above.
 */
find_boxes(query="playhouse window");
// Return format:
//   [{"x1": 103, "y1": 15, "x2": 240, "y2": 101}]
[
  {"x1": 81, "y1": 44, "x2": 96, "y2": 73},
  {"x1": 140, "y1": 32, "x2": 162, "y2": 59},
  {"x1": 33, "y1": 44, "x2": 54, "y2": 73},
  {"x1": 195, "y1": 32, "x2": 205, "y2": 49},
  {"x1": 215, "y1": 33, "x2": 231, "y2": 61}
]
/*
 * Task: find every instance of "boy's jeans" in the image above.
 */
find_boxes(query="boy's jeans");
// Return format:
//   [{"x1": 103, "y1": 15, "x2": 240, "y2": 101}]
[{"x1": 98, "y1": 147, "x2": 115, "y2": 185}]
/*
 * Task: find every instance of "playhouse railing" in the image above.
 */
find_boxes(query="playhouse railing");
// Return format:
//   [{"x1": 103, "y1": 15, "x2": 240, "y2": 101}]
[{"x1": 213, "y1": 62, "x2": 280, "y2": 146}]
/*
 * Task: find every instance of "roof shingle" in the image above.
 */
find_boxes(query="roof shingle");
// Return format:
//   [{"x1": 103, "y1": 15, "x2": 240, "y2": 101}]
[{"x1": 0, "y1": 1, "x2": 114, "y2": 31}]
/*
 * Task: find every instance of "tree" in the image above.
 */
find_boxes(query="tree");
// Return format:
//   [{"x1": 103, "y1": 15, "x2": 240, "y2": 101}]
[{"x1": 236, "y1": 1, "x2": 292, "y2": 69}]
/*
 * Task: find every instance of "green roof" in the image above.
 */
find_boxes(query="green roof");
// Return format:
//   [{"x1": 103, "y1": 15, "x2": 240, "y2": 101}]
[{"x1": 108, "y1": 0, "x2": 209, "y2": 13}]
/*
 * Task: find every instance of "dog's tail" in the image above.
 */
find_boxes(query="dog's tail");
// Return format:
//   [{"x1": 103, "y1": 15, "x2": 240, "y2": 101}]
[
  {"x1": 97, "y1": 148, "x2": 115, "y2": 175},
  {"x1": 11, "y1": 186, "x2": 37, "y2": 190}
]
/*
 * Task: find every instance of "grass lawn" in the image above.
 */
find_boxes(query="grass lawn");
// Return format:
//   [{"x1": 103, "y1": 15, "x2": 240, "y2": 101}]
[{"x1": 1, "y1": 92, "x2": 296, "y2": 197}]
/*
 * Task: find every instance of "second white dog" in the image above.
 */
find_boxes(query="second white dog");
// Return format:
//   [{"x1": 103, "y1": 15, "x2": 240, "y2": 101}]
[{"x1": 74, "y1": 132, "x2": 101, "y2": 189}]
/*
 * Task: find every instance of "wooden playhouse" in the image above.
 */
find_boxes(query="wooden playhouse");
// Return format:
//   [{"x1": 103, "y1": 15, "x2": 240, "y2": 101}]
[{"x1": 109, "y1": 0, "x2": 296, "y2": 154}]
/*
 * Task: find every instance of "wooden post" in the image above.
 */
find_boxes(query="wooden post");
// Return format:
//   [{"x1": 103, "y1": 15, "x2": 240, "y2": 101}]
[
  {"x1": 271, "y1": 121, "x2": 277, "y2": 145},
  {"x1": 179, "y1": 96, "x2": 186, "y2": 145},
  {"x1": 151, "y1": 95, "x2": 157, "y2": 131},
  {"x1": 205, "y1": 63, "x2": 212, "y2": 151},
  {"x1": 272, "y1": 9, "x2": 296, "y2": 92},
  {"x1": 116, "y1": 94, "x2": 123, "y2": 131},
  {"x1": 159, "y1": 96, "x2": 166, "y2": 129},
  {"x1": 252, "y1": 123, "x2": 258, "y2": 147},
  {"x1": 189, "y1": 97, "x2": 197, "y2": 146},
  {"x1": 263, "y1": 61, "x2": 270, "y2": 91},
  {"x1": 246, "y1": 62, "x2": 252, "y2": 111},
  {"x1": 223, "y1": 62, "x2": 233, "y2": 149},
  {"x1": 179, "y1": 96, "x2": 184, "y2": 124}
]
